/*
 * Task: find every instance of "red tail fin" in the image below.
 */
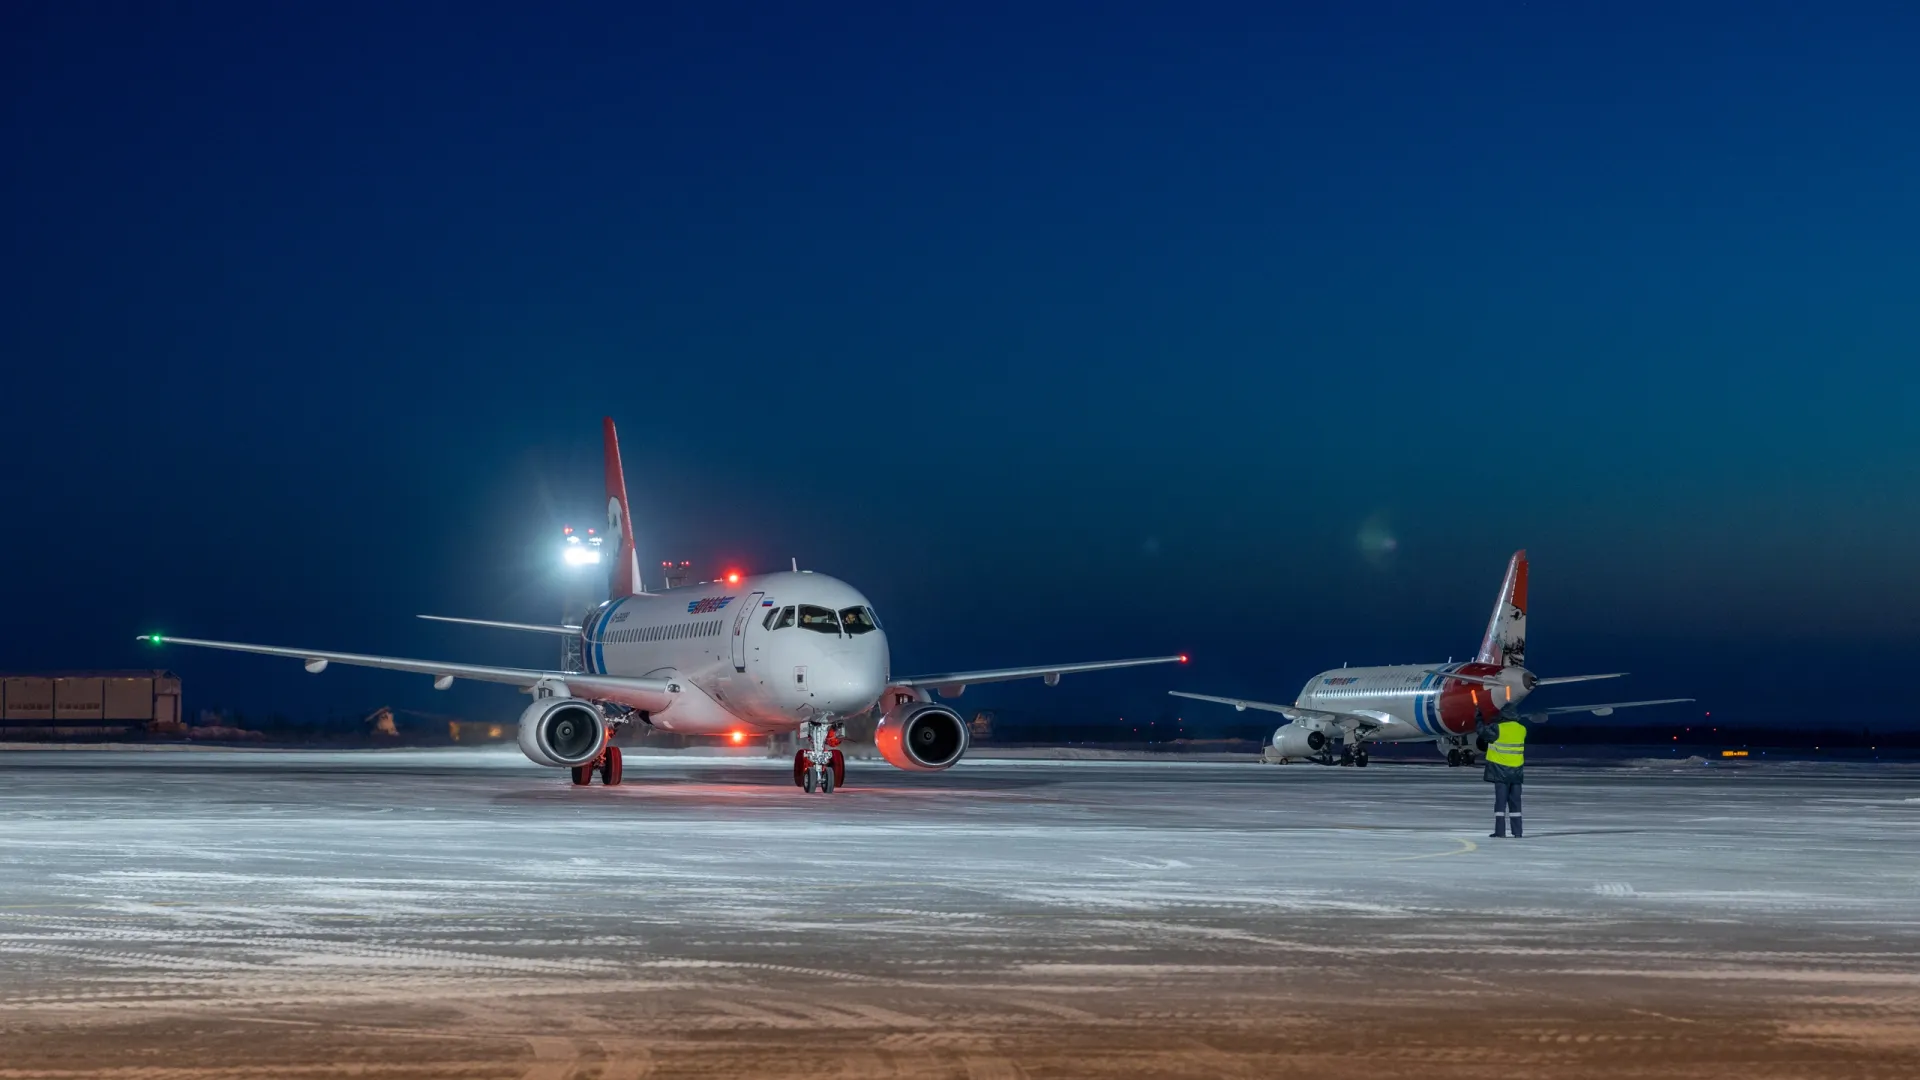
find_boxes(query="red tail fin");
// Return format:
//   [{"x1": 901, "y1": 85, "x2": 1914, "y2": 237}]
[
  {"x1": 603, "y1": 417, "x2": 644, "y2": 596},
  {"x1": 1474, "y1": 550, "x2": 1528, "y2": 667}
]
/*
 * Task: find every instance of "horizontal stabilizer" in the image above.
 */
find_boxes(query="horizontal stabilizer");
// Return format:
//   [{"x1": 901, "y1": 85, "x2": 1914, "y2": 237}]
[
  {"x1": 1523, "y1": 697, "x2": 1693, "y2": 722},
  {"x1": 1533, "y1": 672, "x2": 1627, "y2": 686},
  {"x1": 418, "y1": 614, "x2": 582, "y2": 636}
]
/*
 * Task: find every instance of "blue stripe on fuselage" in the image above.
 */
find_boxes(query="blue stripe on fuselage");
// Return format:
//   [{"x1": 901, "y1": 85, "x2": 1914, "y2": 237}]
[{"x1": 592, "y1": 597, "x2": 628, "y2": 675}]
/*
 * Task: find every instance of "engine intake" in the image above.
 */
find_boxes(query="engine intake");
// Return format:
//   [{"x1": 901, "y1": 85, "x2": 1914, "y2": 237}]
[
  {"x1": 875, "y1": 701, "x2": 968, "y2": 771},
  {"x1": 1272, "y1": 721, "x2": 1330, "y2": 761},
  {"x1": 517, "y1": 697, "x2": 607, "y2": 767}
]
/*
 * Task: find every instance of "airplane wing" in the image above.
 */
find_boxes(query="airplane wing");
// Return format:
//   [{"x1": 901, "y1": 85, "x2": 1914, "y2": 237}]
[
  {"x1": 895, "y1": 655, "x2": 1186, "y2": 697},
  {"x1": 1425, "y1": 669, "x2": 1627, "y2": 687},
  {"x1": 139, "y1": 634, "x2": 679, "y2": 713},
  {"x1": 1168, "y1": 690, "x2": 1352, "y2": 726},
  {"x1": 418, "y1": 614, "x2": 582, "y2": 635},
  {"x1": 1522, "y1": 697, "x2": 1694, "y2": 721}
]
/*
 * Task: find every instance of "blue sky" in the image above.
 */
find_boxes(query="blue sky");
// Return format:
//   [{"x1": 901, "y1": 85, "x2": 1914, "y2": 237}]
[{"x1": 3, "y1": 2, "x2": 1916, "y2": 731}]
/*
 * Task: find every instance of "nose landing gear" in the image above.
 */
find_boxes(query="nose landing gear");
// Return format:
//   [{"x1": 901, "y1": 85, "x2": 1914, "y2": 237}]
[{"x1": 793, "y1": 721, "x2": 846, "y2": 794}]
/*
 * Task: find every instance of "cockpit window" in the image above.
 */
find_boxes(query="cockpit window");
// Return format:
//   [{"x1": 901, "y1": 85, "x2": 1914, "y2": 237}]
[
  {"x1": 797, "y1": 605, "x2": 841, "y2": 634},
  {"x1": 840, "y1": 606, "x2": 878, "y2": 635},
  {"x1": 769, "y1": 605, "x2": 795, "y2": 630}
]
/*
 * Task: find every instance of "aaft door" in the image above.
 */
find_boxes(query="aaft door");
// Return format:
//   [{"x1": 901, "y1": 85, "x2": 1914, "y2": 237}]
[{"x1": 731, "y1": 591, "x2": 764, "y2": 671}]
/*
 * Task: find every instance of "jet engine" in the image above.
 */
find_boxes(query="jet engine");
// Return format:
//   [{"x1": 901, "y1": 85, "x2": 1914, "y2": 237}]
[
  {"x1": 875, "y1": 701, "x2": 969, "y2": 771},
  {"x1": 1272, "y1": 721, "x2": 1331, "y2": 761},
  {"x1": 517, "y1": 697, "x2": 607, "y2": 767}
]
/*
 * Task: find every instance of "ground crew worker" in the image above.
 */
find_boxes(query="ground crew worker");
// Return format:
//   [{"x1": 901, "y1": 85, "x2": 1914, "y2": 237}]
[{"x1": 1482, "y1": 717, "x2": 1527, "y2": 838}]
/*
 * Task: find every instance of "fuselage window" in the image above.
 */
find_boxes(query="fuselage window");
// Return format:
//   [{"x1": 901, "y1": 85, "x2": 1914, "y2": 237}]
[
  {"x1": 798, "y1": 605, "x2": 841, "y2": 635},
  {"x1": 840, "y1": 606, "x2": 878, "y2": 635}
]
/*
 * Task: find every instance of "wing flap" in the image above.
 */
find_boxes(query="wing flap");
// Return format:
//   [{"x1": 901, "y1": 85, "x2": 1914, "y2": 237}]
[
  {"x1": 142, "y1": 635, "x2": 677, "y2": 713},
  {"x1": 895, "y1": 655, "x2": 1186, "y2": 696},
  {"x1": 418, "y1": 614, "x2": 583, "y2": 635},
  {"x1": 1168, "y1": 690, "x2": 1350, "y2": 725}
]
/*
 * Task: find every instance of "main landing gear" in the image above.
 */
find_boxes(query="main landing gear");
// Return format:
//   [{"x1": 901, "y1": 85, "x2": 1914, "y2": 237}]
[
  {"x1": 793, "y1": 720, "x2": 846, "y2": 794},
  {"x1": 1338, "y1": 746, "x2": 1370, "y2": 767},
  {"x1": 571, "y1": 745, "x2": 624, "y2": 786},
  {"x1": 1446, "y1": 746, "x2": 1478, "y2": 768}
]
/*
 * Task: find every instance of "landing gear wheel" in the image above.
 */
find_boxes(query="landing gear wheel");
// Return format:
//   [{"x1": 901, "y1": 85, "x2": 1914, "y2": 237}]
[
  {"x1": 599, "y1": 746, "x2": 623, "y2": 786},
  {"x1": 1461, "y1": 751, "x2": 1477, "y2": 767},
  {"x1": 570, "y1": 764, "x2": 594, "y2": 786},
  {"x1": 830, "y1": 749, "x2": 846, "y2": 789},
  {"x1": 792, "y1": 750, "x2": 808, "y2": 789},
  {"x1": 1338, "y1": 748, "x2": 1354, "y2": 767},
  {"x1": 803, "y1": 769, "x2": 817, "y2": 794},
  {"x1": 821, "y1": 767, "x2": 835, "y2": 794},
  {"x1": 1355, "y1": 751, "x2": 1369, "y2": 768},
  {"x1": 1446, "y1": 749, "x2": 1462, "y2": 767}
]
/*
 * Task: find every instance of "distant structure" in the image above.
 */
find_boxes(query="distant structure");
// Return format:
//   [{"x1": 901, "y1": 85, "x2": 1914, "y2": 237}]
[
  {"x1": 970, "y1": 710, "x2": 995, "y2": 741},
  {"x1": 662, "y1": 560, "x2": 694, "y2": 590},
  {"x1": 0, "y1": 671, "x2": 182, "y2": 739},
  {"x1": 558, "y1": 525, "x2": 608, "y2": 672}
]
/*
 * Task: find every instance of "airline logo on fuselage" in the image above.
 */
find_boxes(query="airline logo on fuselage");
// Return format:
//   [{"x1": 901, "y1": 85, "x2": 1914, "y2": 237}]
[
  {"x1": 1323, "y1": 677, "x2": 1358, "y2": 685},
  {"x1": 687, "y1": 596, "x2": 735, "y2": 614}
]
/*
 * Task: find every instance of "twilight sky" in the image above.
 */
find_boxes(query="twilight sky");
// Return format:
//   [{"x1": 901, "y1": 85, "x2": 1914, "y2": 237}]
[{"x1": 3, "y1": 2, "x2": 1917, "y2": 733}]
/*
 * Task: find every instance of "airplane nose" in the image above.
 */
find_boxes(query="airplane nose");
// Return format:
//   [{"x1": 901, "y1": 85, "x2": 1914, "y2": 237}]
[{"x1": 812, "y1": 654, "x2": 886, "y2": 713}]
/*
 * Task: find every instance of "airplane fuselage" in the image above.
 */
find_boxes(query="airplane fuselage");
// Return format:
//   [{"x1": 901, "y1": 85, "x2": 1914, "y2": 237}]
[
  {"x1": 1295, "y1": 662, "x2": 1532, "y2": 743},
  {"x1": 577, "y1": 570, "x2": 889, "y2": 736}
]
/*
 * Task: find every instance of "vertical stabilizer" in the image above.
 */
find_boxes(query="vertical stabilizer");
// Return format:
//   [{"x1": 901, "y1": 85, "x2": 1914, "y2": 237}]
[
  {"x1": 602, "y1": 417, "x2": 646, "y2": 596},
  {"x1": 1474, "y1": 550, "x2": 1528, "y2": 667}
]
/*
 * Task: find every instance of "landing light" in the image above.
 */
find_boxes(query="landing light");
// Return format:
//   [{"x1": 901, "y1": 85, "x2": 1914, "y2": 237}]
[{"x1": 563, "y1": 545, "x2": 602, "y2": 566}]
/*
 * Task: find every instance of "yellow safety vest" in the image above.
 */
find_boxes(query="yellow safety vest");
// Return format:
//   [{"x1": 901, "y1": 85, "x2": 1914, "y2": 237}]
[{"x1": 1485, "y1": 720, "x2": 1527, "y2": 768}]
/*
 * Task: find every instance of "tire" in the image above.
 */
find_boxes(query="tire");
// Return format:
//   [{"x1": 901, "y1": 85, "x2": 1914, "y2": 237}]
[
  {"x1": 1355, "y1": 753, "x2": 1369, "y2": 768},
  {"x1": 1446, "y1": 749, "x2": 1461, "y2": 767},
  {"x1": 822, "y1": 768, "x2": 835, "y2": 794},
  {"x1": 600, "y1": 746, "x2": 623, "y2": 786},
  {"x1": 803, "y1": 769, "x2": 817, "y2": 794},
  {"x1": 570, "y1": 764, "x2": 593, "y2": 786},
  {"x1": 792, "y1": 750, "x2": 808, "y2": 789},
  {"x1": 830, "y1": 749, "x2": 846, "y2": 789}
]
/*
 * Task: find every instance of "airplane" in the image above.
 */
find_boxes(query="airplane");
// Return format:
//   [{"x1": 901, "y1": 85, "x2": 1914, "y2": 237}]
[
  {"x1": 1170, "y1": 550, "x2": 1691, "y2": 768},
  {"x1": 143, "y1": 418, "x2": 1186, "y2": 793}
]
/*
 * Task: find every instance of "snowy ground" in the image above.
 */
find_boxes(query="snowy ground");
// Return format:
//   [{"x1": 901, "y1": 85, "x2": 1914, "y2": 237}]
[{"x1": 1, "y1": 749, "x2": 1917, "y2": 1077}]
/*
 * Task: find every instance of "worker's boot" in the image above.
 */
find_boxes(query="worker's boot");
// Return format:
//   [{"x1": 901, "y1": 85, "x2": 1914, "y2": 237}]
[
  {"x1": 1490, "y1": 814, "x2": 1506, "y2": 838},
  {"x1": 1510, "y1": 816, "x2": 1523, "y2": 839}
]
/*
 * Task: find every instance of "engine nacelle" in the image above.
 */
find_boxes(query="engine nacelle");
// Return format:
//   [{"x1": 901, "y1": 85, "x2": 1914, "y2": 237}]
[
  {"x1": 1272, "y1": 721, "x2": 1331, "y2": 760},
  {"x1": 874, "y1": 701, "x2": 969, "y2": 771},
  {"x1": 517, "y1": 697, "x2": 607, "y2": 767}
]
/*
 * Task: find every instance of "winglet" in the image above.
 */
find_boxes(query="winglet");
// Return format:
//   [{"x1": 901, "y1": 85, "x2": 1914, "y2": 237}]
[
  {"x1": 1475, "y1": 549, "x2": 1528, "y2": 668},
  {"x1": 603, "y1": 417, "x2": 645, "y2": 596}
]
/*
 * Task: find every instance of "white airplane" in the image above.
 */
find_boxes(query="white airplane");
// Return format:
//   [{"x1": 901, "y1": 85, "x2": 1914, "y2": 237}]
[
  {"x1": 1171, "y1": 550, "x2": 1691, "y2": 768},
  {"x1": 144, "y1": 418, "x2": 1186, "y2": 792}
]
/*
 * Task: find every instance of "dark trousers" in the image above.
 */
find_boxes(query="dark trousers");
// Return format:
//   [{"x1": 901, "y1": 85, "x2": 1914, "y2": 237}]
[{"x1": 1491, "y1": 782, "x2": 1522, "y2": 836}]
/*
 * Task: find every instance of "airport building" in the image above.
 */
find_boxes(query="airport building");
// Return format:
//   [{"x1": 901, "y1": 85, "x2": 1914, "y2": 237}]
[{"x1": 0, "y1": 671, "x2": 182, "y2": 739}]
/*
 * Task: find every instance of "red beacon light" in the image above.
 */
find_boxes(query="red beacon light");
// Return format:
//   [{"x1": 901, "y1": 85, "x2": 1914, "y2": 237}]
[
  {"x1": 730, "y1": 731, "x2": 745, "y2": 744},
  {"x1": 1178, "y1": 654, "x2": 1190, "y2": 663},
  {"x1": 562, "y1": 526, "x2": 573, "y2": 536},
  {"x1": 725, "y1": 571, "x2": 742, "y2": 585}
]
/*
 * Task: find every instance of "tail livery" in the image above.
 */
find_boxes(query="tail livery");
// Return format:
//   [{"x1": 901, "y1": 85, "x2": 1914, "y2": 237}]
[
  {"x1": 1475, "y1": 549, "x2": 1527, "y2": 668},
  {"x1": 603, "y1": 416, "x2": 645, "y2": 596}
]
